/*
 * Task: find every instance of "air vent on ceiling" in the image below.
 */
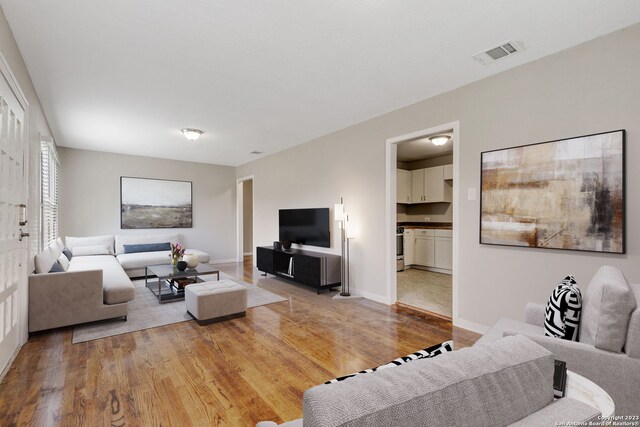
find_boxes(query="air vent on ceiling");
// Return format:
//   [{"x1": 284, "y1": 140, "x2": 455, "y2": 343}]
[
  {"x1": 473, "y1": 41, "x2": 524, "y2": 65},
  {"x1": 250, "y1": 151, "x2": 263, "y2": 155}
]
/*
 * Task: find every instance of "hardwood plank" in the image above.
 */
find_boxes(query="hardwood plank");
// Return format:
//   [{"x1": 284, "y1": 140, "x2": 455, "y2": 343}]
[{"x1": 0, "y1": 258, "x2": 480, "y2": 426}]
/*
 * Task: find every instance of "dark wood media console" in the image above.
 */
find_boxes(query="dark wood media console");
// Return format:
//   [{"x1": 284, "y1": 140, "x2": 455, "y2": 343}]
[{"x1": 256, "y1": 246, "x2": 341, "y2": 294}]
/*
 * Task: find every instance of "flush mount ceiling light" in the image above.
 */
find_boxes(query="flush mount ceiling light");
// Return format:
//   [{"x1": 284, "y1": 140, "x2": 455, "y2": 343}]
[
  {"x1": 181, "y1": 128, "x2": 203, "y2": 141},
  {"x1": 429, "y1": 135, "x2": 451, "y2": 146}
]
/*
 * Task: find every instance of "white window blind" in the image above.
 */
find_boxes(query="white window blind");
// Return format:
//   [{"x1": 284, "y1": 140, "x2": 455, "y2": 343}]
[{"x1": 41, "y1": 139, "x2": 59, "y2": 249}]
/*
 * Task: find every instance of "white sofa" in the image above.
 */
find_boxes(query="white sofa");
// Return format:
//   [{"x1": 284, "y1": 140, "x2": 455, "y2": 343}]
[
  {"x1": 113, "y1": 233, "x2": 210, "y2": 278},
  {"x1": 29, "y1": 234, "x2": 210, "y2": 333}
]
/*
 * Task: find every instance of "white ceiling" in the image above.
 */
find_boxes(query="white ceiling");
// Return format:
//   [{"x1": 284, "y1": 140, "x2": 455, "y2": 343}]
[
  {"x1": 2, "y1": 1, "x2": 640, "y2": 166},
  {"x1": 397, "y1": 133, "x2": 453, "y2": 162}
]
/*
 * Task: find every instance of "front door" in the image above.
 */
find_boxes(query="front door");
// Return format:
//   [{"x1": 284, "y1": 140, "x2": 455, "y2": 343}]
[{"x1": 0, "y1": 57, "x2": 28, "y2": 373}]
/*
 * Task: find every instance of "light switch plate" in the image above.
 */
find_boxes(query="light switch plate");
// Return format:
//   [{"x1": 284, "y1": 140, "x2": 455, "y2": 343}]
[{"x1": 468, "y1": 188, "x2": 477, "y2": 201}]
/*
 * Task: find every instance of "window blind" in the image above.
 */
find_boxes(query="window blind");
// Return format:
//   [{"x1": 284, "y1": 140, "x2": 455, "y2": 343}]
[{"x1": 41, "y1": 139, "x2": 59, "y2": 249}]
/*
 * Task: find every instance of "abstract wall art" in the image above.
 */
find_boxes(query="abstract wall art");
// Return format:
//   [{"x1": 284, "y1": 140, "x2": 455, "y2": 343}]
[
  {"x1": 480, "y1": 130, "x2": 625, "y2": 254},
  {"x1": 121, "y1": 177, "x2": 193, "y2": 229}
]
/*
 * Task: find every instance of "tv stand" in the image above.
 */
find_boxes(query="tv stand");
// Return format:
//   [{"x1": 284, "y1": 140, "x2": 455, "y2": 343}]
[{"x1": 256, "y1": 246, "x2": 341, "y2": 294}]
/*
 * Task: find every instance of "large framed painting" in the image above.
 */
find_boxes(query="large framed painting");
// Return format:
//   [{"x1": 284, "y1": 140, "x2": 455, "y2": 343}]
[
  {"x1": 120, "y1": 177, "x2": 192, "y2": 229},
  {"x1": 480, "y1": 130, "x2": 625, "y2": 254}
]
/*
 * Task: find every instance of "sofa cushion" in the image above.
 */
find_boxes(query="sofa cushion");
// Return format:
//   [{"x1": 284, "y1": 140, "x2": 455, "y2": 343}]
[
  {"x1": 325, "y1": 340, "x2": 453, "y2": 384},
  {"x1": 48, "y1": 241, "x2": 62, "y2": 259},
  {"x1": 57, "y1": 253, "x2": 70, "y2": 271},
  {"x1": 55, "y1": 237, "x2": 65, "y2": 253},
  {"x1": 474, "y1": 317, "x2": 545, "y2": 347},
  {"x1": 49, "y1": 260, "x2": 65, "y2": 273},
  {"x1": 68, "y1": 255, "x2": 135, "y2": 304},
  {"x1": 116, "y1": 249, "x2": 210, "y2": 270},
  {"x1": 72, "y1": 245, "x2": 111, "y2": 256},
  {"x1": 66, "y1": 235, "x2": 115, "y2": 255},
  {"x1": 34, "y1": 246, "x2": 57, "y2": 274},
  {"x1": 544, "y1": 275, "x2": 582, "y2": 341},
  {"x1": 123, "y1": 242, "x2": 171, "y2": 254},
  {"x1": 303, "y1": 335, "x2": 554, "y2": 427},
  {"x1": 115, "y1": 233, "x2": 179, "y2": 255},
  {"x1": 580, "y1": 266, "x2": 637, "y2": 353}
]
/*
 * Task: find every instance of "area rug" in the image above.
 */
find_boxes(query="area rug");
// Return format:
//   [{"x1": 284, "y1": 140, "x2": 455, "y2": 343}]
[{"x1": 72, "y1": 273, "x2": 287, "y2": 343}]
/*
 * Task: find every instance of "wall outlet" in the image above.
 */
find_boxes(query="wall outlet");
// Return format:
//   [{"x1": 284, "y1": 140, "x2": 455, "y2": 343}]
[{"x1": 424, "y1": 216, "x2": 431, "y2": 222}]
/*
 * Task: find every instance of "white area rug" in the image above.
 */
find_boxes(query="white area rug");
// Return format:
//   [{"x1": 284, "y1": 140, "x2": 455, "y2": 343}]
[{"x1": 72, "y1": 273, "x2": 287, "y2": 343}]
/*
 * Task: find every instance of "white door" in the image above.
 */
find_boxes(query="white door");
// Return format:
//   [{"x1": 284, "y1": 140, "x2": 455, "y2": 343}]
[{"x1": 0, "y1": 57, "x2": 28, "y2": 373}]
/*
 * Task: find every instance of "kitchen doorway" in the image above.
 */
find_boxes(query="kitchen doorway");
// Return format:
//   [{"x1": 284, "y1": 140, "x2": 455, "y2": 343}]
[{"x1": 385, "y1": 122, "x2": 459, "y2": 322}]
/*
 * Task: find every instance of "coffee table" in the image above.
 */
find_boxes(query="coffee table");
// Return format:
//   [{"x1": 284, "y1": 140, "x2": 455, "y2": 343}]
[{"x1": 145, "y1": 263, "x2": 220, "y2": 303}]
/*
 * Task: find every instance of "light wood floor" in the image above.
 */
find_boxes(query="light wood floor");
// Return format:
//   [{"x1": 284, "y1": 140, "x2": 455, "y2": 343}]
[
  {"x1": 0, "y1": 256, "x2": 479, "y2": 426},
  {"x1": 397, "y1": 268, "x2": 452, "y2": 318}
]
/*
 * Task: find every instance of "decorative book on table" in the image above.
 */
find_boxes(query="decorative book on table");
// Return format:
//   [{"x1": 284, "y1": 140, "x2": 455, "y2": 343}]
[
  {"x1": 165, "y1": 278, "x2": 197, "y2": 295},
  {"x1": 554, "y1": 359, "x2": 567, "y2": 398}
]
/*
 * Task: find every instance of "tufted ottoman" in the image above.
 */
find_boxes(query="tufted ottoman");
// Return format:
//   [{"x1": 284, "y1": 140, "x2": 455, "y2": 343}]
[{"x1": 185, "y1": 280, "x2": 248, "y2": 325}]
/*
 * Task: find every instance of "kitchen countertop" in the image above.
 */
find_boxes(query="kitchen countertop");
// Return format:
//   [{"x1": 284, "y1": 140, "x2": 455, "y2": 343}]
[{"x1": 398, "y1": 222, "x2": 453, "y2": 230}]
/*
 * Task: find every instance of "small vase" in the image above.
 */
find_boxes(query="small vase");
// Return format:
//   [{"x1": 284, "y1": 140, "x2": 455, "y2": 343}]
[
  {"x1": 176, "y1": 261, "x2": 188, "y2": 271},
  {"x1": 183, "y1": 253, "x2": 199, "y2": 268}
]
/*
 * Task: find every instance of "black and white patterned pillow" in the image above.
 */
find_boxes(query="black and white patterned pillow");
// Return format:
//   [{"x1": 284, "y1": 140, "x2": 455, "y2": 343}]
[
  {"x1": 324, "y1": 340, "x2": 453, "y2": 384},
  {"x1": 544, "y1": 275, "x2": 582, "y2": 341}
]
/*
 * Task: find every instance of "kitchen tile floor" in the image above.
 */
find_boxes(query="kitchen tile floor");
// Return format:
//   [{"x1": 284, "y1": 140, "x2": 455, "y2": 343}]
[{"x1": 397, "y1": 268, "x2": 452, "y2": 317}]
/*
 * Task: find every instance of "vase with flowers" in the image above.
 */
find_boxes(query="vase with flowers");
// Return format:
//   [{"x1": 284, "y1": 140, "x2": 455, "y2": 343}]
[{"x1": 170, "y1": 242, "x2": 186, "y2": 266}]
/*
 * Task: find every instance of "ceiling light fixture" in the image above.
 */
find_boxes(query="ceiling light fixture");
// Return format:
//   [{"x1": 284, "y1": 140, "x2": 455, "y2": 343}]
[
  {"x1": 429, "y1": 135, "x2": 451, "y2": 146},
  {"x1": 181, "y1": 128, "x2": 203, "y2": 141}
]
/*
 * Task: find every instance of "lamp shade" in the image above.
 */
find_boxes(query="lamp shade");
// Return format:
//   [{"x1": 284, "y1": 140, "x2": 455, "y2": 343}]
[{"x1": 334, "y1": 204, "x2": 345, "y2": 222}]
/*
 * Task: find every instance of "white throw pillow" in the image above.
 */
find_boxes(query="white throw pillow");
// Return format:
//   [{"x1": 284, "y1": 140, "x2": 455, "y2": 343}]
[
  {"x1": 48, "y1": 241, "x2": 62, "y2": 259},
  {"x1": 57, "y1": 253, "x2": 70, "y2": 271},
  {"x1": 66, "y1": 235, "x2": 115, "y2": 254},
  {"x1": 72, "y1": 245, "x2": 111, "y2": 256},
  {"x1": 34, "y1": 246, "x2": 56, "y2": 274},
  {"x1": 55, "y1": 237, "x2": 65, "y2": 253}
]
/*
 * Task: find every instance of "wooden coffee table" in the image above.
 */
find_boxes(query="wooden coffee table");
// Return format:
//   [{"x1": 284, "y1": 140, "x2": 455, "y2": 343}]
[{"x1": 145, "y1": 263, "x2": 220, "y2": 303}]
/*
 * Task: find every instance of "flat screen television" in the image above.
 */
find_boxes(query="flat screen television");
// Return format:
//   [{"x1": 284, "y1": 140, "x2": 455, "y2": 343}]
[{"x1": 279, "y1": 208, "x2": 330, "y2": 248}]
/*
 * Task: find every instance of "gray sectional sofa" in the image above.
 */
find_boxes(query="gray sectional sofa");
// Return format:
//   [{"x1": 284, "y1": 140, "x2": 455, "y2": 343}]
[
  {"x1": 29, "y1": 234, "x2": 210, "y2": 333},
  {"x1": 258, "y1": 336, "x2": 601, "y2": 427}
]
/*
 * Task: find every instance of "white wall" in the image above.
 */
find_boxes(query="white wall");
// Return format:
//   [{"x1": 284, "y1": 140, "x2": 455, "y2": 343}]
[
  {"x1": 58, "y1": 147, "x2": 237, "y2": 262},
  {"x1": 237, "y1": 23, "x2": 640, "y2": 328}
]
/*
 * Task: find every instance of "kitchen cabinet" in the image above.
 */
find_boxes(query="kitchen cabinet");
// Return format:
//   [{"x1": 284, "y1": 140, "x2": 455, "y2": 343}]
[
  {"x1": 413, "y1": 229, "x2": 435, "y2": 267},
  {"x1": 443, "y1": 164, "x2": 453, "y2": 181},
  {"x1": 397, "y1": 169, "x2": 411, "y2": 204},
  {"x1": 434, "y1": 230, "x2": 452, "y2": 270},
  {"x1": 410, "y1": 166, "x2": 452, "y2": 204},
  {"x1": 403, "y1": 229, "x2": 414, "y2": 265}
]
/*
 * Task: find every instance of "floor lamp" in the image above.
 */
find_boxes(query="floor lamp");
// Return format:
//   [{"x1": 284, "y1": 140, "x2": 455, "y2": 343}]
[{"x1": 334, "y1": 199, "x2": 350, "y2": 297}]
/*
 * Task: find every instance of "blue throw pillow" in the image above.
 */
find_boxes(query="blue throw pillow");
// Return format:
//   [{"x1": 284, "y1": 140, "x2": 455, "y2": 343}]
[
  {"x1": 49, "y1": 260, "x2": 65, "y2": 273},
  {"x1": 123, "y1": 242, "x2": 171, "y2": 254},
  {"x1": 62, "y1": 247, "x2": 73, "y2": 261}
]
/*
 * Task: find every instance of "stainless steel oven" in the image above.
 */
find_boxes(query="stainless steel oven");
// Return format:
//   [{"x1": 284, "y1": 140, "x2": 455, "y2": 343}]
[{"x1": 396, "y1": 226, "x2": 404, "y2": 272}]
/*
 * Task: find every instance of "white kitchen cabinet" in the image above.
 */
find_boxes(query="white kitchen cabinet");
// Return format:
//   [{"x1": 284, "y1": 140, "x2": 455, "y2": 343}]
[
  {"x1": 411, "y1": 169, "x2": 424, "y2": 203},
  {"x1": 435, "y1": 229, "x2": 453, "y2": 270},
  {"x1": 397, "y1": 169, "x2": 411, "y2": 204},
  {"x1": 410, "y1": 166, "x2": 452, "y2": 204},
  {"x1": 413, "y1": 229, "x2": 435, "y2": 267},
  {"x1": 403, "y1": 229, "x2": 414, "y2": 265},
  {"x1": 443, "y1": 164, "x2": 453, "y2": 181}
]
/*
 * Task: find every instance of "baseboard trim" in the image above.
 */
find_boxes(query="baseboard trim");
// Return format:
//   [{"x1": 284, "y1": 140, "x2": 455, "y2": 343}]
[
  {"x1": 395, "y1": 302, "x2": 452, "y2": 321},
  {"x1": 455, "y1": 318, "x2": 490, "y2": 335},
  {"x1": 357, "y1": 290, "x2": 390, "y2": 304}
]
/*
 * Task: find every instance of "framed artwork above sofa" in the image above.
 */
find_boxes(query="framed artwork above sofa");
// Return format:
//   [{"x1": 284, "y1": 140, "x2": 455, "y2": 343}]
[
  {"x1": 120, "y1": 176, "x2": 193, "y2": 229},
  {"x1": 480, "y1": 129, "x2": 625, "y2": 254}
]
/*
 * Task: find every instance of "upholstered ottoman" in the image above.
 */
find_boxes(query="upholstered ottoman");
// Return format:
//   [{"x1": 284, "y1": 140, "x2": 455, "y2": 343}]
[{"x1": 185, "y1": 280, "x2": 247, "y2": 325}]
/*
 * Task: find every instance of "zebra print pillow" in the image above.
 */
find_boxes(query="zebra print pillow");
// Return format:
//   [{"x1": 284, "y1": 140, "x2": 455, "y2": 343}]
[
  {"x1": 544, "y1": 275, "x2": 582, "y2": 341},
  {"x1": 324, "y1": 340, "x2": 453, "y2": 384}
]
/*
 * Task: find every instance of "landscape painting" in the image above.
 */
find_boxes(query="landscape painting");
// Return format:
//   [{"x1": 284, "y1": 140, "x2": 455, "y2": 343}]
[
  {"x1": 480, "y1": 130, "x2": 625, "y2": 254},
  {"x1": 121, "y1": 177, "x2": 192, "y2": 229}
]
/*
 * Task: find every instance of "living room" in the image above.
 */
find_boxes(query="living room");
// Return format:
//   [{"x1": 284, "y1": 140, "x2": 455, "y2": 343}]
[{"x1": 1, "y1": 2, "x2": 640, "y2": 425}]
